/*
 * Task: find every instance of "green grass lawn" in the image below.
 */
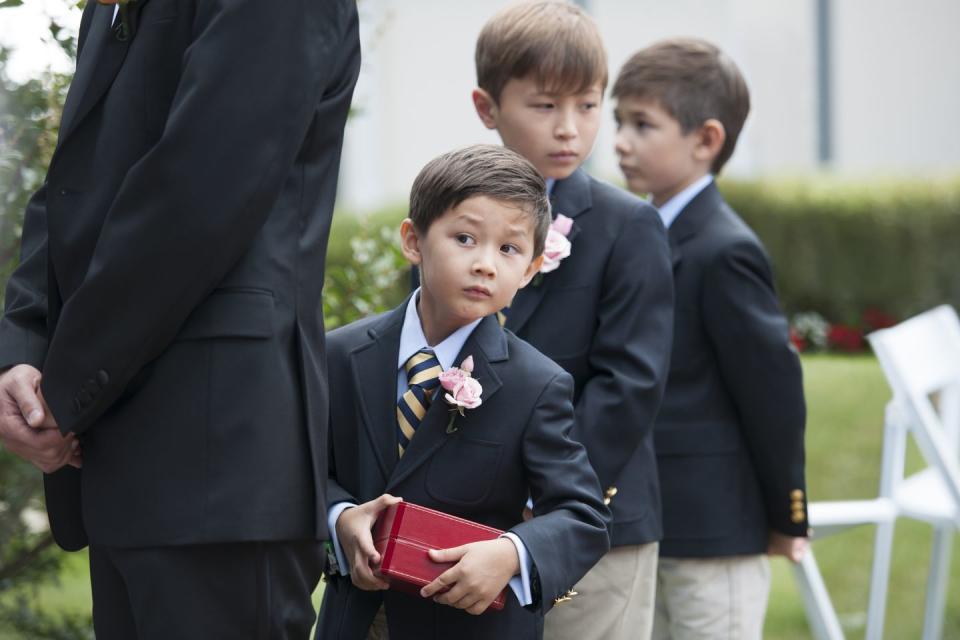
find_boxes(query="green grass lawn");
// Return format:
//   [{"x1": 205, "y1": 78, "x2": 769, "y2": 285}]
[{"x1": 6, "y1": 354, "x2": 959, "y2": 638}]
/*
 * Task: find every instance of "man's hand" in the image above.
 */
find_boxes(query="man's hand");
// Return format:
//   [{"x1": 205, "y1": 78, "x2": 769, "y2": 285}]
[
  {"x1": 335, "y1": 494, "x2": 402, "y2": 591},
  {"x1": 767, "y1": 530, "x2": 808, "y2": 563},
  {"x1": 0, "y1": 365, "x2": 80, "y2": 473},
  {"x1": 421, "y1": 538, "x2": 519, "y2": 615}
]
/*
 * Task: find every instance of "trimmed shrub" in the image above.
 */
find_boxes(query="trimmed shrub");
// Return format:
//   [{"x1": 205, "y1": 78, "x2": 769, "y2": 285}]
[{"x1": 721, "y1": 177, "x2": 960, "y2": 324}]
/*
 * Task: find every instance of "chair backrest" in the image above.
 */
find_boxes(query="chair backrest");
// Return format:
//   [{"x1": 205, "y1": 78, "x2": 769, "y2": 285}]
[{"x1": 868, "y1": 305, "x2": 960, "y2": 508}]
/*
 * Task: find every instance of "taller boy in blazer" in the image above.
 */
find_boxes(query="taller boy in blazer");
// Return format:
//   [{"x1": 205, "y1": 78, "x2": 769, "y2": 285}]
[
  {"x1": 316, "y1": 145, "x2": 609, "y2": 640},
  {"x1": 612, "y1": 39, "x2": 808, "y2": 639},
  {"x1": 0, "y1": 1, "x2": 360, "y2": 637},
  {"x1": 470, "y1": 4, "x2": 674, "y2": 638}
]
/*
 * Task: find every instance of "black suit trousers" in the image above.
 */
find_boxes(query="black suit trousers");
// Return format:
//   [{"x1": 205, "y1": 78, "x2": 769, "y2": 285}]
[{"x1": 90, "y1": 541, "x2": 323, "y2": 640}]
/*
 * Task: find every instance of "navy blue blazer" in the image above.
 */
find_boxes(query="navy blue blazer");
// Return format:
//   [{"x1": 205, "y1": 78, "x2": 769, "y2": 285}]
[
  {"x1": 316, "y1": 304, "x2": 610, "y2": 639},
  {"x1": 505, "y1": 168, "x2": 674, "y2": 547},
  {"x1": 656, "y1": 182, "x2": 808, "y2": 557}
]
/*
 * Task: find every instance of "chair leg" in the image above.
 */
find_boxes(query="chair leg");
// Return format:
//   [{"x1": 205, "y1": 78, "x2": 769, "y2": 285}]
[
  {"x1": 921, "y1": 524, "x2": 953, "y2": 640},
  {"x1": 865, "y1": 520, "x2": 895, "y2": 640},
  {"x1": 794, "y1": 550, "x2": 846, "y2": 640}
]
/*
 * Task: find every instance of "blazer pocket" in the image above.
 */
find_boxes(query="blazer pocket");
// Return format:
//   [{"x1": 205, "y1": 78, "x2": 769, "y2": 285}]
[
  {"x1": 425, "y1": 436, "x2": 503, "y2": 507},
  {"x1": 176, "y1": 288, "x2": 275, "y2": 341}
]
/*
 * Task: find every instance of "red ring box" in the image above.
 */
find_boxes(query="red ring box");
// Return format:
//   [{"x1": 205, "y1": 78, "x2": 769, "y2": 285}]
[{"x1": 372, "y1": 501, "x2": 507, "y2": 611}]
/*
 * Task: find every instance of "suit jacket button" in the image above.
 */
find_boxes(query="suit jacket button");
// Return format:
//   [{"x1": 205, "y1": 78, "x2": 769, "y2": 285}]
[
  {"x1": 791, "y1": 511, "x2": 805, "y2": 523},
  {"x1": 791, "y1": 500, "x2": 804, "y2": 511},
  {"x1": 72, "y1": 398, "x2": 82, "y2": 414},
  {"x1": 84, "y1": 378, "x2": 100, "y2": 395},
  {"x1": 97, "y1": 369, "x2": 110, "y2": 385},
  {"x1": 790, "y1": 489, "x2": 805, "y2": 501},
  {"x1": 77, "y1": 390, "x2": 92, "y2": 407}
]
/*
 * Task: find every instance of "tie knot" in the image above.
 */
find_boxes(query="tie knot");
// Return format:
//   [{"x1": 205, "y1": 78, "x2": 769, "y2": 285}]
[{"x1": 404, "y1": 349, "x2": 443, "y2": 389}]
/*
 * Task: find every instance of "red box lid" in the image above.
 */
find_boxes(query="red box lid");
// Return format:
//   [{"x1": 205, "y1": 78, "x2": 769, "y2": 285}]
[{"x1": 372, "y1": 502, "x2": 506, "y2": 611}]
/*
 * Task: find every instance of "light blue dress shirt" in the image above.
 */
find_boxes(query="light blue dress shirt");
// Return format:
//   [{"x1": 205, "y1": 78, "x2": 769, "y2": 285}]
[{"x1": 328, "y1": 292, "x2": 534, "y2": 605}]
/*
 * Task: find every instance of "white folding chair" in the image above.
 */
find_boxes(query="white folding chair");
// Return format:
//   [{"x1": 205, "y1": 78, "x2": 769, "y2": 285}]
[
  {"x1": 795, "y1": 305, "x2": 960, "y2": 640},
  {"x1": 864, "y1": 304, "x2": 960, "y2": 640}
]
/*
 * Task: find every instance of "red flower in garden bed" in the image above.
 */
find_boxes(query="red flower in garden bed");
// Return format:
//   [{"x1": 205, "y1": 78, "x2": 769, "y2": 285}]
[
  {"x1": 790, "y1": 327, "x2": 807, "y2": 353},
  {"x1": 862, "y1": 307, "x2": 897, "y2": 333},
  {"x1": 827, "y1": 324, "x2": 865, "y2": 352}
]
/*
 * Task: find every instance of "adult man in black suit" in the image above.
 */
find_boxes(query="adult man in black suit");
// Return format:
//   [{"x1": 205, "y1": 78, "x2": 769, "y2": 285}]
[{"x1": 0, "y1": 0, "x2": 360, "y2": 637}]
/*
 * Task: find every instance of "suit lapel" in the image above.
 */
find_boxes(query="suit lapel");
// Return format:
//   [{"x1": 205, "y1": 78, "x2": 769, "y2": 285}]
[
  {"x1": 57, "y1": 0, "x2": 149, "y2": 149},
  {"x1": 349, "y1": 305, "x2": 406, "y2": 482},
  {"x1": 386, "y1": 315, "x2": 507, "y2": 492},
  {"x1": 667, "y1": 181, "x2": 722, "y2": 271},
  {"x1": 506, "y1": 169, "x2": 592, "y2": 333}
]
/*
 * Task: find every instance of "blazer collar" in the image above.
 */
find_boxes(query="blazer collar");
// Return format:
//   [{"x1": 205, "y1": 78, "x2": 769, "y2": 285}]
[
  {"x1": 668, "y1": 180, "x2": 723, "y2": 245},
  {"x1": 385, "y1": 314, "x2": 507, "y2": 491},
  {"x1": 550, "y1": 168, "x2": 592, "y2": 220}
]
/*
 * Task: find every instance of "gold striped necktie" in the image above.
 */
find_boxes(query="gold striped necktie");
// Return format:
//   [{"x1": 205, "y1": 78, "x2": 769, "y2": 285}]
[{"x1": 397, "y1": 348, "x2": 444, "y2": 457}]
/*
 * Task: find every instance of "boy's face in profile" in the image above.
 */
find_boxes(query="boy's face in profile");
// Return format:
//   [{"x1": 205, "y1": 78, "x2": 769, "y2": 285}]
[
  {"x1": 474, "y1": 76, "x2": 604, "y2": 180},
  {"x1": 614, "y1": 96, "x2": 705, "y2": 207},
  {"x1": 401, "y1": 196, "x2": 543, "y2": 336}
]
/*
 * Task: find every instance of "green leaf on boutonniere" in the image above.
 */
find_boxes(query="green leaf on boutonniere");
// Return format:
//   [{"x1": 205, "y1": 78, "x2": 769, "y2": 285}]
[{"x1": 445, "y1": 412, "x2": 459, "y2": 434}]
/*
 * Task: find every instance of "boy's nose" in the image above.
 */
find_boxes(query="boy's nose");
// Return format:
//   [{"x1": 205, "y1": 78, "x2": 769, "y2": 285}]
[
  {"x1": 472, "y1": 252, "x2": 496, "y2": 277},
  {"x1": 554, "y1": 111, "x2": 578, "y2": 140},
  {"x1": 614, "y1": 131, "x2": 630, "y2": 155}
]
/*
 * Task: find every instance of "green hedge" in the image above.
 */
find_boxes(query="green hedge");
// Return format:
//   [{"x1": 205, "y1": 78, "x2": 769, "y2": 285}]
[
  {"x1": 719, "y1": 178, "x2": 960, "y2": 324},
  {"x1": 325, "y1": 178, "x2": 960, "y2": 329}
]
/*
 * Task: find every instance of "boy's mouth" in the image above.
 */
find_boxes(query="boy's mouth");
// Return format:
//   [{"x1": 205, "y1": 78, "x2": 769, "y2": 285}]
[
  {"x1": 550, "y1": 151, "x2": 578, "y2": 161},
  {"x1": 463, "y1": 286, "x2": 492, "y2": 299}
]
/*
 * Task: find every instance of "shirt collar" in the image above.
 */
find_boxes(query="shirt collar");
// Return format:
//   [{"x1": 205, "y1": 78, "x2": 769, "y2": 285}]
[
  {"x1": 546, "y1": 178, "x2": 556, "y2": 195},
  {"x1": 656, "y1": 174, "x2": 714, "y2": 229},
  {"x1": 398, "y1": 290, "x2": 482, "y2": 372}
]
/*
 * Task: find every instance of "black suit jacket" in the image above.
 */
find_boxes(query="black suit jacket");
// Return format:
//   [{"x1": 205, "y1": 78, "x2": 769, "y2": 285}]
[
  {"x1": 0, "y1": 0, "x2": 360, "y2": 550},
  {"x1": 316, "y1": 305, "x2": 610, "y2": 640},
  {"x1": 505, "y1": 168, "x2": 674, "y2": 547},
  {"x1": 656, "y1": 182, "x2": 808, "y2": 557}
]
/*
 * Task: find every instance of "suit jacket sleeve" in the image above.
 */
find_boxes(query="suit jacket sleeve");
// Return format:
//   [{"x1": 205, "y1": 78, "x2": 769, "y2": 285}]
[
  {"x1": 0, "y1": 187, "x2": 51, "y2": 371},
  {"x1": 508, "y1": 371, "x2": 610, "y2": 614},
  {"x1": 39, "y1": 0, "x2": 358, "y2": 434},
  {"x1": 702, "y1": 239, "x2": 807, "y2": 536},
  {"x1": 0, "y1": 2, "x2": 99, "y2": 372},
  {"x1": 571, "y1": 207, "x2": 674, "y2": 490}
]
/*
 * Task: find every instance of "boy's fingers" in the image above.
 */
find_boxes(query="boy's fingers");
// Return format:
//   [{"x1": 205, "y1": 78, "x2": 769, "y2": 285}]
[
  {"x1": 428, "y1": 544, "x2": 469, "y2": 564},
  {"x1": 420, "y1": 566, "x2": 458, "y2": 598}
]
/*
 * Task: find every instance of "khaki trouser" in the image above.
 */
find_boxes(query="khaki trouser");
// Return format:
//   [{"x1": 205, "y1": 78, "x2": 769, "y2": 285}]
[
  {"x1": 652, "y1": 555, "x2": 771, "y2": 640},
  {"x1": 544, "y1": 543, "x2": 659, "y2": 640}
]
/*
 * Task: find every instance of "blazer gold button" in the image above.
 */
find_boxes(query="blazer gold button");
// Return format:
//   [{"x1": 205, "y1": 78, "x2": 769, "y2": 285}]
[
  {"x1": 791, "y1": 489, "x2": 804, "y2": 501},
  {"x1": 791, "y1": 500, "x2": 804, "y2": 512},
  {"x1": 791, "y1": 511, "x2": 805, "y2": 523}
]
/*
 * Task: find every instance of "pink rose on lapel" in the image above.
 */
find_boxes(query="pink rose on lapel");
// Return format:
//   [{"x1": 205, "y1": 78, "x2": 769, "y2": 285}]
[
  {"x1": 539, "y1": 214, "x2": 573, "y2": 274},
  {"x1": 441, "y1": 356, "x2": 483, "y2": 414}
]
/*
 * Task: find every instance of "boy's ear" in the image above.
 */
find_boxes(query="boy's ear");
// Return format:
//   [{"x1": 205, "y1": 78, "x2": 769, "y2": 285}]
[
  {"x1": 472, "y1": 88, "x2": 499, "y2": 130},
  {"x1": 694, "y1": 118, "x2": 726, "y2": 164},
  {"x1": 518, "y1": 255, "x2": 545, "y2": 288},
  {"x1": 399, "y1": 218, "x2": 423, "y2": 266}
]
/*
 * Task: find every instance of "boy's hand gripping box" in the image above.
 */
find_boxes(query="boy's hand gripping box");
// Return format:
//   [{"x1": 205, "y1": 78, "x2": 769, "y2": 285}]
[{"x1": 372, "y1": 501, "x2": 507, "y2": 611}]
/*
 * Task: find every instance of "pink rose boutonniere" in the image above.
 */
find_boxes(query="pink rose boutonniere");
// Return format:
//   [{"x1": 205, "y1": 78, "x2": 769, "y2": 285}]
[
  {"x1": 440, "y1": 356, "x2": 483, "y2": 431},
  {"x1": 538, "y1": 214, "x2": 574, "y2": 276}
]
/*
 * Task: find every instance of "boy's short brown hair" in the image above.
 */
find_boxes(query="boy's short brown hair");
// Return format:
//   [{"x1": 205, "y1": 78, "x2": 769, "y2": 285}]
[
  {"x1": 476, "y1": 1, "x2": 608, "y2": 103},
  {"x1": 612, "y1": 38, "x2": 750, "y2": 174},
  {"x1": 410, "y1": 145, "x2": 552, "y2": 257}
]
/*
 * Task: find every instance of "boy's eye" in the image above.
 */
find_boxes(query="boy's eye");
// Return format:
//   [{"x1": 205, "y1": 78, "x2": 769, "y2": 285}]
[
  {"x1": 633, "y1": 119, "x2": 650, "y2": 129},
  {"x1": 456, "y1": 233, "x2": 475, "y2": 245},
  {"x1": 501, "y1": 244, "x2": 520, "y2": 256},
  {"x1": 532, "y1": 102, "x2": 555, "y2": 110},
  {"x1": 581, "y1": 102, "x2": 598, "y2": 111}
]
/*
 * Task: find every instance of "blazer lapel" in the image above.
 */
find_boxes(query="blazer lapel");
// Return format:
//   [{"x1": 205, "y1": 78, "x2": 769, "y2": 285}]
[
  {"x1": 386, "y1": 315, "x2": 507, "y2": 492},
  {"x1": 349, "y1": 305, "x2": 406, "y2": 482},
  {"x1": 57, "y1": 0, "x2": 149, "y2": 149},
  {"x1": 506, "y1": 169, "x2": 592, "y2": 333},
  {"x1": 667, "y1": 181, "x2": 723, "y2": 270}
]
